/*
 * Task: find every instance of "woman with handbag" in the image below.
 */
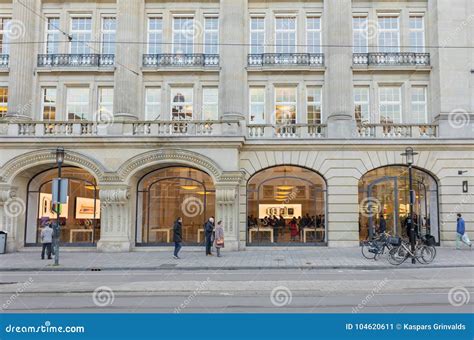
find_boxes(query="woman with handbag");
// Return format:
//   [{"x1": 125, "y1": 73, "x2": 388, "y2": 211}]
[{"x1": 214, "y1": 220, "x2": 225, "y2": 257}]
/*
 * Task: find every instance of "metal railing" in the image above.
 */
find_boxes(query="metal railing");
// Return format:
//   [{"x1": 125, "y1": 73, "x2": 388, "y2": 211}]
[
  {"x1": 353, "y1": 53, "x2": 430, "y2": 66},
  {"x1": 357, "y1": 123, "x2": 438, "y2": 138},
  {"x1": 248, "y1": 53, "x2": 324, "y2": 67},
  {"x1": 143, "y1": 54, "x2": 219, "y2": 68},
  {"x1": 247, "y1": 124, "x2": 327, "y2": 138},
  {"x1": 37, "y1": 54, "x2": 115, "y2": 67},
  {"x1": 0, "y1": 54, "x2": 9, "y2": 68}
]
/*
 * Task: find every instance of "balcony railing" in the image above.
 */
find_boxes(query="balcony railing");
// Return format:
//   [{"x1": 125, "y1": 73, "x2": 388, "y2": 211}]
[
  {"x1": 248, "y1": 53, "x2": 324, "y2": 67},
  {"x1": 143, "y1": 54, "x2": 219, "y2": 68},
  {"x1": 247, "y1": 124, "x2": 327, "y2": 139},
  {"x1": 132, "y1": 121, "x2": 227, "y2": 136},
  {"x1": 353, "y1": 53, "x2": 430, "y2": 66},
  {"x1": 37, "y1": 54, "x2": 115, "y2": 68},
  {"x1": 0, "y1": 54, "x2": 9, "y2": 68},
  {"x1": 357, "y1": 123, "x2": 438, "y2": 138}
]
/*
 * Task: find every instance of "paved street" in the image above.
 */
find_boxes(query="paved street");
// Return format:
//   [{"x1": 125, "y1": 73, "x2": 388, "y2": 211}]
[
  {"x1": 1, "y1": 247, "x2": 473, "y2": 271},
  {"x1": 0, "y1": 268, "x2": 472, "y2": 313}
]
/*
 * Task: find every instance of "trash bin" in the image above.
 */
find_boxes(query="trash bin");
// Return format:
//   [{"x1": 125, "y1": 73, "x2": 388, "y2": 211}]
[{"x1": 0, "y1": 231, "x2": 7, "y2": 254}]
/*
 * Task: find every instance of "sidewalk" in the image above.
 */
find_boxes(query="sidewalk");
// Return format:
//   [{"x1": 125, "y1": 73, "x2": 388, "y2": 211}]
[{"x1": 0, "y1": 247, "x2": 472, "y2": 271}]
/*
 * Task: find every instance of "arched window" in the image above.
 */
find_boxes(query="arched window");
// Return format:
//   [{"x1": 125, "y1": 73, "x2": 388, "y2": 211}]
[
  {"x1": 25, "y1": 167, "x2": 100, "y2": 246},
  {"x1": 247, "y1": 165, "x2": 327, "y2": 246},
  {"x1": 358, "y1": 165, "x2": 439, "y2": 243},
  {"x1": 136, "y1": 167, "x2": 215, "y2": 245}
]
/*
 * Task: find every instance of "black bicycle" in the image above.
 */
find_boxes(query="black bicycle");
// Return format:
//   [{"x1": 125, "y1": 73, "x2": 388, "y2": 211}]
[{"x1": 361, "y1": 233, "x2": 395, "y2": 260}]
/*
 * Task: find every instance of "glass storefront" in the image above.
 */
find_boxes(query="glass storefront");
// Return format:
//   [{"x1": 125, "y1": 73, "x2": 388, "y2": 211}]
[
  {"x1": 358, "y1": 165, "x2": 439, "y2": 242},
  {"x1": 247, "y1": 166, "x2": 327, "y2": 246},
  {"x1": 25, "y1": 167, "x2": 100, "y2": 246},
  {"x1": 136, "y1": 167, "x2": 215, "y2": 246}
]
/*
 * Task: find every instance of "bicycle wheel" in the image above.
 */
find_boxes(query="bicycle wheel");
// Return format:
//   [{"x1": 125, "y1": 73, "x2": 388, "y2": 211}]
[
  {"x1": 361, "y1": 242, "x2": 376, "y2": 259},
  {"x1": 421, "y1": 246, "x2": 436, "y2": 264},
  {"x1": 388, "y1": 246, "x2": 407, "y2": 265}
]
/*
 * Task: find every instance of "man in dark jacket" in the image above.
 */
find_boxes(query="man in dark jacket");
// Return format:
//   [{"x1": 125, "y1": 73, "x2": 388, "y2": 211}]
[
  {"x1": 205, "y1": 217, "x2": 215, "y2": 256},
  {"x1": 173, "y1": 217, "x2": 183, "y2": 259}
]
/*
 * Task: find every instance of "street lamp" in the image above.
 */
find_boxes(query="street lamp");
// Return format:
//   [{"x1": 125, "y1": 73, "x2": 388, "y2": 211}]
[
  {"x1": 401, "y1": 147, "x2": 418, "y2": 264},
  {"x1": 54, "y1": 147, "x2": 65, "y2": 266}
]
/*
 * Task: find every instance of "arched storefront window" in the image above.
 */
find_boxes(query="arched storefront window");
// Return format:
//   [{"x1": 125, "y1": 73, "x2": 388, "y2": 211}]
[
  {"x1": 136, "y1": 167, "x2": 215, "y2": 246},
  {"x1": 25, "y1": 167, "x2": 100, "y2": 246},
  {"x1": 247, "y1": 165, "x2": 327, "y2": 246},
  {"x1": 358, "y1": 165, "x2": 439, "y2": 243}
]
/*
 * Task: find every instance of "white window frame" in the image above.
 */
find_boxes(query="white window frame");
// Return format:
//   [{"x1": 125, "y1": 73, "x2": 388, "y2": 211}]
[
  {"x1": 98, "y1": 87, "x2": 113, "y2": 121},
  {"x1": 274, "y1": 16, "x2": 297, "y2": 54},
  {"x1": 147, "y1": 17, "x2": 163, "y2": 54},
  {"x1": 202, "y1": 87, "x2": 219, "y2": 120},
  {"x1": 0, "y1": 17, "x2": 12, "y2": 54},
  {"x1": 204, "y1": 16, "x2": 219, "y2": 55},
  {"x1": 274, "y1": 87, "x2": 297, "y2": 125},
  {"x1": 0, "y1": 87, "x2": 7, "y2": 117},
  {"x1": 45, "y1": 17, "x2": 61, "y2": 54},
  {"x1": 249, "y1": 87, "x2": 265, "y2": 124},
  {"x1": 410, "y1": 86, "x2": 428, "y2": 123},
  {"x1": 306, "y1": 86, "x2": 322, "y2": 124},
  {"x1": 145, "y1": 87, "x2": 162, "y2": 121},
  {"x1": 409, "y1": 15, "x2": 425, "y2": 53},
  {"x1": 378, "y1": 86, "x2": 402, "y2": 124},
  {"x1": 354, "y1": 86, "x2": 370, "y2": 124},
  {"x1": 250, "y1": 16, "x2": 265, "y2": 54},
  {"x1": 69, "y1": 16, "x2": 92, "y2": 54},
  {"x1": 172, "y1": 16, "x2": 195, "y2": 54},
  {"x1": 306, "y1": 16, "x2": 322, "y2": 54},
  {"x1": 352, "y1": 16, "x2": 368, "y2": 53},
  {"x1": 377, "y1": 15, "x2": 400, "y2": 53},
  {"x1": 41, "y1": 87, "x2": 57, "y2": 121},
  {"x1": 66, "y1": 87, "x2": 90, "y2": 121},
  {"x1": 170, "y1": 87, "x2": 193, "y2": 121},
  {"x1": 101, "y1": 17, "x2": 116, "y2": 55}
]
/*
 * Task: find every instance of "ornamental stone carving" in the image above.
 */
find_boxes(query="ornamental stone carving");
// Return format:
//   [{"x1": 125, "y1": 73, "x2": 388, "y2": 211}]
[{"x1": 99, "y1": 188, "x2": 130, "y2": 203}]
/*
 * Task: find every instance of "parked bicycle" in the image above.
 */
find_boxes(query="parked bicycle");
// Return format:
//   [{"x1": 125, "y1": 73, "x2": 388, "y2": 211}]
[
  {"x1": 388, "y1": 235, "x2": 436, "y2": 265},
  {"x1": 361, "y1": 233, "x2": 395, "y2": 260}
]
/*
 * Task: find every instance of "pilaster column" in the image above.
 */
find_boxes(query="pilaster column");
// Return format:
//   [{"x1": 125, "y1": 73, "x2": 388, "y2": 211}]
[
  {"x1": 0, "y1": 186, "x2": 21, "y2": 252},
  {"x1": 7, "y1": 0, "x2": 40, "y2": 120},
  {"x1": 97, "y1": 186, "x2": 132, "y2": 252},
  {"x1": 324, "y1": 0, "x2": 356, "y2": 137},
  {"x1": 219, "y1": 0, "x2": 247, "y2": 129},
  {"x1": 113, "y1": 0, "x2": 143, "y2": 121}
]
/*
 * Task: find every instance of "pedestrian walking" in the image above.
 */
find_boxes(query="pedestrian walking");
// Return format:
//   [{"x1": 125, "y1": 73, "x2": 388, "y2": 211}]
[
  {"x1": 379, "y1": 214, "x2": 387, "y2": 234},
  {"x1": 173, "y1": 217, "x2": 183, "y2": 259},
  {"x1": 205, "y1": 216, "x2": 215, "y2": 256},
  {"x1": 456, "y1": 213, "x2": 472, "y2": 250},
  {"x1": 214, "y1": 220, "x2": 225, "y2": 257},
  {"x1": 40, "y1": 222, "x2": 53, "y2": 260}
]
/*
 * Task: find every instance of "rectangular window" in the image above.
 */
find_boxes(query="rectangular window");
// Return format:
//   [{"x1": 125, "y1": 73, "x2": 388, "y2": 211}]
[
  {"x1": 101, "y1": 17, "x2": 116, "y2": 55},
  {"x1": 0, "y1": 18, "x2": 12, "y2": 54},
  {"x1": 70, "y1": 17, "x2": 92, "y2": 54},
  {"x1": 275, "y1": 17, "x2": 296, "y2": 53},
  {"x1": 148, "y1": 17, "x2": 163, "y2": 54},
  {"x1": 145, "y1": 87, "x2": 161, "y2": 120},
  {"x1": 352, "y1": 16, "x2": 368, "y2": 53},
  {"x1": 98, "y1": 87, "x2": 113, "y2": 121},
  {"x1": 378, "y1": 16, "x2": 400, "y2": 53},
  {"x1": 45, "y1": 17, "x2": 60, "y2": 54},
  {"x1": 379, "y1": 86, "x2": 402, "y2": 123},
  {"x1": 307, "y1": 86, "x2": 322, "y2": 124},
  {"x1": 173, "y1": 17, "x2": 194, "y2": 54},
  {"x1": 249, "y1": 87, "x2": 265, "y2": 124},
  {"x1": 0, "y1": 87, "x2": 7, "y2": 117},
  {"x1": 204, "y1": 17, "x2": 219, "y2": 55},
  {"x1": 306, "y1": 17, "x2": 321, "y2": 53},
  {"x1": 67, "y1": 87, "x2": 90, "y2": 121},
  {"x1": 411, "y1": 86, "x2": 427, "y2": 123},
  {"x1": 250, "y1": 17, "x2": 265, "y2": 54},
  {"x1": 275, "y1": 87, "x2": 297, "y2": 125},
  {"x1": 202, "y1": 87, "x2": 218, "y2": 120},
  {"x1": 171, "y1": 87, "x2": 193, "y2": 120},
  {"x1": 354, "y1": 86, "x2": 370, "y2": 124},
  {"x1": 41, "y1": 88, "x2": 57, "y2": 121},
  {"x1": 409, "y1": 16, "x2": 425, "y2": 53}
]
